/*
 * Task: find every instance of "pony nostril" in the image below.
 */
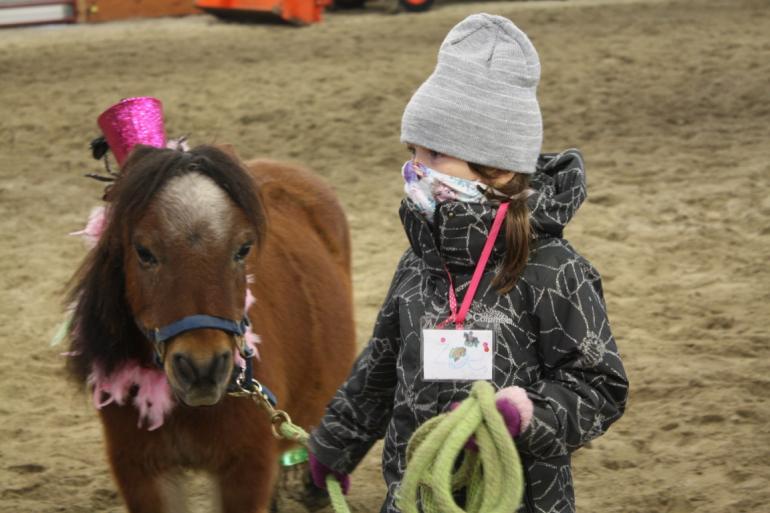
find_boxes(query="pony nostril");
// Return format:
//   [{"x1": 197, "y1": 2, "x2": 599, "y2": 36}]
[
  {"x1": 208, "y1": 351, "x2": 232, "y2": 383},
  {"x1": 172, "y1": 351, "x2": 231, "y2": 388},
  {"x1": 172, "y1": 353, "x2": 198, "y2": 386}
]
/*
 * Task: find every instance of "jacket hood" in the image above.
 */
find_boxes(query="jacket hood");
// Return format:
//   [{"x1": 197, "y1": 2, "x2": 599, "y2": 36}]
[
  {"x1": 529, "y1": 149, "x2": 587, "y2": 239},
  {"x1": 400, "y1": 149, "x2": 587, "y2": 273}
]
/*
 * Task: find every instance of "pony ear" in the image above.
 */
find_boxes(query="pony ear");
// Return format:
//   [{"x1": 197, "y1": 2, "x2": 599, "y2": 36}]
[{"x1": 66, "y1": 234, "x2": 148, "y2": 383}]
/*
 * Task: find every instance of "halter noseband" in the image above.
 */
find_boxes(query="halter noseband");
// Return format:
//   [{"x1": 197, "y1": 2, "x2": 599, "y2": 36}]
[
  {"x1": 146, "y1": 315, "x2": 251, "y2": 350},
  {"x1": 140, "y1": 314, "x2": 274, "y2": 403}
]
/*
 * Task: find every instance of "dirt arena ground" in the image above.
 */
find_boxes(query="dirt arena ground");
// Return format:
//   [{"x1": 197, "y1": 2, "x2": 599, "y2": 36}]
[{"x1": 1, "y1": 0, "x2": 768, "y2": 511}]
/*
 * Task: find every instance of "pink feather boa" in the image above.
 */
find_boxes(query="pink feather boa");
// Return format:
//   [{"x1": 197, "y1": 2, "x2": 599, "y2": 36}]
[
  {"x1": 74, "y1": 207, "x2": 261, "y2": 430},
  {"x1": 235, "y1": 285, "x2": 261, "y2": 367},
  {"x1": 70, "y1": 206, "x2": 108, "y2": 248},
  {"x1": 88, "y1": 362, "x2": 174, "y2": 431}
]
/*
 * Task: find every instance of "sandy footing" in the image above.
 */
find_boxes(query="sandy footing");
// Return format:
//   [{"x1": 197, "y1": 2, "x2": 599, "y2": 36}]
[{"x1": 0, "y1": 0, "x2": 768, "y2": 511}]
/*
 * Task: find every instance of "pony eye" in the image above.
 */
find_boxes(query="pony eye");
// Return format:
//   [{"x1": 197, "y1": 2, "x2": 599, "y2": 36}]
[
  {"x1": 134, "y1": 244, "x2": 158, "y2": 266},
  {"x1": 234, "y1": 243, "x2": 252, "y2": 263}
]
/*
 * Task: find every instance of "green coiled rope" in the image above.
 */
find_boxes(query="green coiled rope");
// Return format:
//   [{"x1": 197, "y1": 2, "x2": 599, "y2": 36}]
[
  {"x1": 251, "y1": 380, "x2": 523, "y2": 513},
  {"x1": 396, "y1": 380, "x2": 524, "y2": 513}
]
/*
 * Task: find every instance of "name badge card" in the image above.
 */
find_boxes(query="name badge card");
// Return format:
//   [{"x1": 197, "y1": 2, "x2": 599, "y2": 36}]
[{"x1": 422, "y1": 329, "x2": 494, "y2": 381}]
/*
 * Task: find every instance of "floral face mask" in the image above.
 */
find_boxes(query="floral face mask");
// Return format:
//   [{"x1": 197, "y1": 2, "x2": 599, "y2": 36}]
[{"x1": 401, "y1": 160, "x2": 487, "y2": 222}]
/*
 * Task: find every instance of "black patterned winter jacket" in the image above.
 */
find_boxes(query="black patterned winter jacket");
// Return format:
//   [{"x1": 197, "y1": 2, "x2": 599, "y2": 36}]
[{"x1": 309, "y1": 149, "x2": 629, "y2": 513}]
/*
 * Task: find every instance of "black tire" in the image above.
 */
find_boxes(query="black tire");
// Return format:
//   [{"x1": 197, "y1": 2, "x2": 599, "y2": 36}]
[{"x1": 399, "y1": 0, "x2": 433, "y2": 12}]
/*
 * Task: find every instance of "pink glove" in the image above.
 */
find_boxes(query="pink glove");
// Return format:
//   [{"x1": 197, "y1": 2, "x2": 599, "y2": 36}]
[
  {"x1": 309, "y1": 453, "x2": 350, "y2": 495},
  {"x1": 450, "y1": 386, "x2": 534, "y2": 450},
  {"x1": 494, "y1": 386, "x2": 534, "y2": 438}
]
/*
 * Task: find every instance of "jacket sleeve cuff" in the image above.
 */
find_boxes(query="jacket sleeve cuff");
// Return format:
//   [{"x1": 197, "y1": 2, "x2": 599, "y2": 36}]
[
  {"x1": 308, "y1": 424, "x2": 371, "y2": 475},
  {"x1": 514, "y1": 400, "x2": 565, "y2": 459}
]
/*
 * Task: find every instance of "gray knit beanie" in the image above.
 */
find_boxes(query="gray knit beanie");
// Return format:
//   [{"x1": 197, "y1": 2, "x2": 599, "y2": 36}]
[{"x1": 401, "y1": 13, "x2": 542, "y2": 174}]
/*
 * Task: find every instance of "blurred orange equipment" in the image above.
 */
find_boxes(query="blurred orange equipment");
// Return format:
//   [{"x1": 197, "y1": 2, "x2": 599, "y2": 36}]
[{"x1": 195, "y1": 0, "x2": 331, "y2": 25}]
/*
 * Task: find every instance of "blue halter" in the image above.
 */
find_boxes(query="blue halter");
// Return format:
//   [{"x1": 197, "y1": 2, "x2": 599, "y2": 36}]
[
  {"x1": 147, "y1": 315, "x2": 250, "y2": 346},
  {"x1": 141, "y1": 314, "x2": 276, "y2": 406}
]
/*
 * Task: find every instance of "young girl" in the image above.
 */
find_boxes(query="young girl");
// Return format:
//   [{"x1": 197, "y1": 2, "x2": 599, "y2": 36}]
[{"x1": 308, "y1": 13, "x2": 628, "y2": 513}]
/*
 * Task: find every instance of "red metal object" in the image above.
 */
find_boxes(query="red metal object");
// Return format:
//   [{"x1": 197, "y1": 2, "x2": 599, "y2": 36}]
[
  {"x1": 398, "y1": 0, "x2": 433, "y2": 12},
  {"x1": 80, "y1": 0, "x2": 201, "y2": 23},
  {"x1": 195, "y1": 0, "x2": 330, "y2": 25}
]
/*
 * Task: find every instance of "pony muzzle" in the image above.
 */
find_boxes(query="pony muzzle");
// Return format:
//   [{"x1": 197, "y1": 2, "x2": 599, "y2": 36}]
[{"x1": 163, "y1": 330, "x2": 236, "y2": 406}]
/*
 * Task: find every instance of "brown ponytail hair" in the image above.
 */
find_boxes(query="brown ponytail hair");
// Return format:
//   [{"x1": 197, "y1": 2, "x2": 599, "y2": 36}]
[{"x1": 468, "y1": 163, "x2": 531, "y2": 294}]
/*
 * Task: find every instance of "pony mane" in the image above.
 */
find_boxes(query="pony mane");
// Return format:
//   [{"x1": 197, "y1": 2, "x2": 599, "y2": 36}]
[{"x1": 66, "y1": 144, "x2": 266, "y2": 383}]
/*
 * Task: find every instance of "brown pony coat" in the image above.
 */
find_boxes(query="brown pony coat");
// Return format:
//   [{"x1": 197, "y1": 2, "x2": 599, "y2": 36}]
[{"x1": 67, "y1": 145, "x2": 356, "y2": 512}]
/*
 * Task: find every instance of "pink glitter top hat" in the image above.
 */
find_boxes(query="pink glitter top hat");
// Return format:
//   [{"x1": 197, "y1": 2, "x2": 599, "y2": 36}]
[{"x1": 97, "y1": 97, "x2": 167, "y2": 166}]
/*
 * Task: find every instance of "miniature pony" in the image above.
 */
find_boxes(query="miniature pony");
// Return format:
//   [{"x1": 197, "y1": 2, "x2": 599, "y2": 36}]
[{"x1": 66, "y1": 144, "x2": 356, "y2": 513}]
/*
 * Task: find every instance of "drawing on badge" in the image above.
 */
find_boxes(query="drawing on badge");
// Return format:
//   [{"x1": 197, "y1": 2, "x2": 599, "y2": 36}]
[
  {"x1": 424, "y1": 329, "x2": 495, "y2": 378},
  {"x1": 463, "y1": 331, "x2": 480, "y2": 348},
  {"x1": 449, "y1": 347, "x2": 467, "y2": 362}
]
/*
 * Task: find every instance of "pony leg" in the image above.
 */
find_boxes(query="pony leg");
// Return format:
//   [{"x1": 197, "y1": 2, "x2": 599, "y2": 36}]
[
  {"x1": 110, "y1": 460, "x2": 193, "y2": 513},
  {"x1": 156, "y1": 471, "x2": 191, "y2": 513},
  {"x1": 109, "y1": 458, "x2": 167, "y2": 513},
  {"x1": 100, "y1": 408, "x2": 175, "y2": 513},
  {"x1": 216, "y1": 452, "x2": 279, "y2": 513}
]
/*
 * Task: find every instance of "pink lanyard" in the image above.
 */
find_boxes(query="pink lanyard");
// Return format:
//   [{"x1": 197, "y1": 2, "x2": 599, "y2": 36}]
[{"x1": 437, "y1": 202, "x2": 509, "y2": 330}]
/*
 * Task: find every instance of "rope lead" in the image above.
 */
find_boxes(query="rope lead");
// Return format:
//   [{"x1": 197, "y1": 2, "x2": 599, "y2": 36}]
[
  {"x1": 397, "y1": 381, "x2": 524, "y2": 513},
  {"x1": 236, "y1": 379, "x2": 522, "y2": 513}
]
